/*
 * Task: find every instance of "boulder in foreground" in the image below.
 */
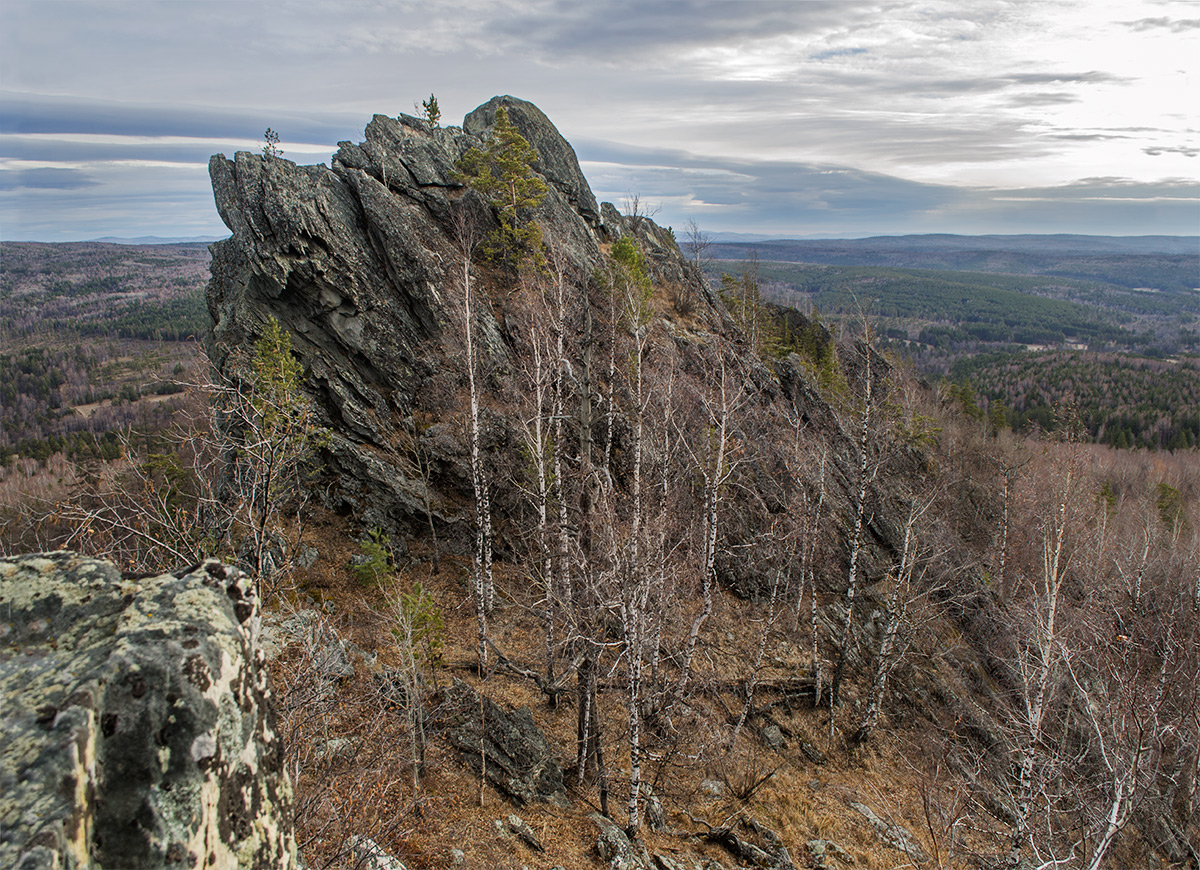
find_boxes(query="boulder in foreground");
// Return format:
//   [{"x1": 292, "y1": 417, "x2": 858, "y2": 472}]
[{"x1": 0, "y1": 552, "x2": 296, "y2": 870}]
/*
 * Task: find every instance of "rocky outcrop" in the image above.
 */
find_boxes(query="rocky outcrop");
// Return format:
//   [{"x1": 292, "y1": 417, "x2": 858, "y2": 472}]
[
  {"x1": 704, "y1": 819, "x2": 797, "y2": 870},
  {"x1": 439, "y1": 680, "x2": 569, "y2": 807},
  {"x1": 345, "y1": 835, "x2": 409, "y2": 870},
  {"x1": 591, "y1": 811, "x2": 652, "y2": 869},
  {"x1": 0, "y1": 552, "x2": 295, "y2": 870},
  {"x1": 206, "y1": 96, "x2": 722, "y2": 548},
  {"x1": 850, "y1": 800, "x2": 930, "y2": 863},
  {"x1": 206, "y1": 95, "x2": 911, "y2": 592},
  {"x1": 464, "y1": 96, "x2": 600, "y2": 227}
]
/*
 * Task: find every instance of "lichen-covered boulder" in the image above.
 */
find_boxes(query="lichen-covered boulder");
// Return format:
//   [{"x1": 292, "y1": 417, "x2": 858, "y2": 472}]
[{"x1": 0, "y1": 552, "x2": 296, "y2": 870}]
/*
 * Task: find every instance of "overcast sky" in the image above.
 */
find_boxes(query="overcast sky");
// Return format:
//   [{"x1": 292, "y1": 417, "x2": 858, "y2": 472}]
[{"x1": 1, "y1": 0, "x2": 1197, "y2": 241}]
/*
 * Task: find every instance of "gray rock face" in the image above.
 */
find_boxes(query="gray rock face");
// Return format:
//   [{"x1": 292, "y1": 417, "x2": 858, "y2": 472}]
[
  {"x1": 849, "y1": 800, "x2": 929, "y2": 863},
  {"x1": 505, "y1": 813, "x2": 544, "y2": 851},
  {"x1": 440, "y1": 680, "x2": 569, "y2": 807},
  {"x1": 207, "y1": 96, "x2": 711, "y2": 550},
  {"x1": 0, "y1": 552, "x2": 296, "y2": 870},
  {"x1": 591, "y1": 812, "x2": 651, "y2": 870},
  {"x1": 464, "y1": 95, "x2": 601, "y2": 227},
  {"x1": 344, "y1": 835, "x2": 409, "y2": 870},
  {"x1": 206, "y1": 95, "x2": 913, "y2": 604}
]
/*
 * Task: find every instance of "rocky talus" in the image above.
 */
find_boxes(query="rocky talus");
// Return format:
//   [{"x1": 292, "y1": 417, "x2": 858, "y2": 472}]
[{"x1": 0, "y1": 552, "x2": 296, "y2": 870}]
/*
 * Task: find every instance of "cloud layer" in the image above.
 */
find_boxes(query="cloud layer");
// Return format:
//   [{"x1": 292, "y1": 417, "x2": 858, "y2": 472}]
[{"x1": 1, "y1": 0, "x2": 1196, "y2": 240}]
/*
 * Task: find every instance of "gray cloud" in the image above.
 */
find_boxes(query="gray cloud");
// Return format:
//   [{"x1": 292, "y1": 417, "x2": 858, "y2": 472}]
[
  {"x1": 992, "y1": 176, "x2": 1199, "y2": 199},
  {"x1": 583, "y1": 141, "x2": 964, "y2": 232},
  {"x1": 847, "y1": 70, "x2": 1129, "y2": 97},
  {"x1": 484, "y1": 0, "x2": 855, "y2": 61},
  {"x1": 1006, "y1": 92, "x2": 1081, "y2": 107},
  {"x1": 1122, "y1": 17, "x2": 1200, "y2": 32},
  {"x1": 0, "y1": 167, "x2": 96, "y2": 190},
  {"x1": 1144, "y1": 145, "x2": 1199, "y2": 157},
  {"x1": 1006, "y1": 71, "x2": 1127, "y2": 86},
  {"x1": 0, "y1": 92, "x2": 362, "y2": 147},
  {"x1": 579, "y1": 142, "x2": 1200, "y2": 235},
  {"x1": 1049, "y1": 132, "x2": 1133, "y2": 142},
  {"x1": 0, "y1": 0, "x2": 1193, "y2": 239},
  {"x1": 0, "y1": 136, "x2": 238, "y2": 167}
]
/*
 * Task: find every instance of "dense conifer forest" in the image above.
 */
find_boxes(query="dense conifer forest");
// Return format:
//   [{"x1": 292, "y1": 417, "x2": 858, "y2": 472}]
[{"x1": 702, "y1": 239, "x2": 1200, "y2": 447}]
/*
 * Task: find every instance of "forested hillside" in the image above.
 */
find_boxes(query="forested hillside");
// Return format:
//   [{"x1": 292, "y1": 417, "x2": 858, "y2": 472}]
[
  {"x1": 951, "y1": 351, "x2": 1200, "y2": 450},
  {"x1": 710, "y1": 234, "x2": 1200, "y2": 293},
  {"x1": 719, "y1": 261, "x2": 1199, "y2": 359},
  {"x1": 0, "y1": 241, "x2": 210, "y2": 340},
  {"x1": 701, "y1": 238, "x2": 1200, "y2": 447},
  {"x1": 0, "y1": 242, "x2": 205, "y2": 465}
]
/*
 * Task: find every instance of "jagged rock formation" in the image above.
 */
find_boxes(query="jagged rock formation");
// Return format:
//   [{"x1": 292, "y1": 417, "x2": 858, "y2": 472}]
[
  {"x1": 0, "y1": 552, "x2": 296, "y2": 870},
  {"x1": 196, "y1": 97, "x2": 1199, "y2": 869},
  {"x1": 209, "y1": 98, "x2": 624, "y2": 538},
  {"x1": 206, "y1": 95, "x2": 901, "y2": 588}
]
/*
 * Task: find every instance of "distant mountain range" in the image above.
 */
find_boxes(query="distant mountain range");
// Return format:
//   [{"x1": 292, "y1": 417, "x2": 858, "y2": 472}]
[
  {"x1": 708, "y1": 233, "x2": 1200, "y2": 293},
  {"x1": 708, "y1": 233, "x2": 1199, "y2": 255},
  {"x1": 91, "y1": 235, "x2": 226, "y2": 245},
  {"x1": 58, "y1": 232, "x2": 1198, "y2": 256},
  {"x1": 707, "y1": 231, "x2": 889, "y2": 242}
]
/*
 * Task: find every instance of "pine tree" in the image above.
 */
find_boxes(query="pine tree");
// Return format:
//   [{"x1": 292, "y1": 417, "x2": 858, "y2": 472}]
[
  {"x1": 455, "y1": 106, "x2": 547, "y2": 267},
  {"x1": 262, "y1": 128, "x2": 283, "y2": 158},
  {"x1": 420, "y1": 94, "x2": 441, "y2": 127}
]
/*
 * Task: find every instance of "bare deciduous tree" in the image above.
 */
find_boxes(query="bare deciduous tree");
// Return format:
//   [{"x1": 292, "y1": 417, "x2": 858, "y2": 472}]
[
  {"x1": 830, "y1": 325, "x2": 881, "y2": 712},
  {"x1": 55, "y1": 322, "x2": 326, "y2": 598},
  {"x1": 675, "y1": 354, "x2": 742, "y2": 701},
  {"x1": 451, "y1": 203, "x2": 494, "y2": 675}
]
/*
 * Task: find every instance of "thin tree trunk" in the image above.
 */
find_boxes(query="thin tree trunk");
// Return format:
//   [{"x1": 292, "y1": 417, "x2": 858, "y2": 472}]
[
  {"x1": 624, "y1": 311, "x2": 650, "y2": 839},
  {"x1": 676, "y1": 361, "x2": 729, "y2": 699},
  {"x1": 801, "y1": 450, "x2": 828, "y2": 709},
  {"x1": 1011, "y1": 460, "x2": 1073, "y2": 861},
  {"x1": 528, "y1": 336, "x2": 555, "y2": 693},
  {"x1": 997, "y1": 472, "x2": 1010, "y2": 598},
  {"x1": 461, "y1": 226, "x2": 490, "y2": 674},
  {"x1": 855, "y1": 500, "x2": 920, "y2": 744},
  {"x1": 831, "y1": 339, "x2": 873, "y2": 710},
  {"x1": 590, "y1": 658, "x2": 610, "y2": 817}
]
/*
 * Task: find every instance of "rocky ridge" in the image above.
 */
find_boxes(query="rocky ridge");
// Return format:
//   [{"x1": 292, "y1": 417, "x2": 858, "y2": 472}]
[{"x1": 201, "y1": 96, "x2": 1034, "y2": 869}]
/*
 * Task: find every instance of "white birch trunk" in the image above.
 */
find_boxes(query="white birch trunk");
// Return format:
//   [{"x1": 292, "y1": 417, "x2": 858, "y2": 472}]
[
  {"x1": 677, "y1": 361, "x2": 730, "y2": 698},
  {"x1": 831, "y1": 340, "x2": 873, "y2": 710},
  {"x1": 461, "y1": 237, "x2": 490, "y2": 674},
  {"x1": 1011, "y1": 459, "x2": 1073, "y2": 859}
]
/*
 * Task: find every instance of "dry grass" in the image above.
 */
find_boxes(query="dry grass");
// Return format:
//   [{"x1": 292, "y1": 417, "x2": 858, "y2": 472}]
[{"x1": 265, "y1": 509, "x2": 1014, "y2": 870}]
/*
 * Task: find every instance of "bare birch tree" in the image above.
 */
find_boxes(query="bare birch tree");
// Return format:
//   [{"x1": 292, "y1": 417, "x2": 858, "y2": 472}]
[
  {"x1": 674, "y1": 355, "x2": 741, "y2": 700},
  {"x1": 853, "y1": 490, "x2": 940, "y2": 745},
  {"x1": 1004, "y1": 448, "x2": 1077, "y2": 864},
  {"x1": 452, "y1": 204, "x2": 493, "y2": 675},
  {"x1": 830, "y1": 326, "x2": 879, "y2": 711}
]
